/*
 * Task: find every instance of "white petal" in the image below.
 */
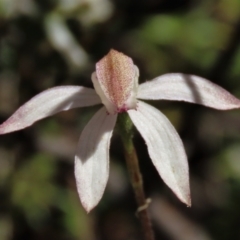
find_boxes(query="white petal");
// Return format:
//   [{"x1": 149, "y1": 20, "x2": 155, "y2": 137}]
[
  {"x1": 0, "y1": 86, "x2": 101, "y2": 134},
  {"x1": 128, "y1": 101, "x2": 190, "y2": 206},
  {"x1": 75, "y1": 107, "x2": 117, "y2": 212},
  {"x1": 138, "y1": 73, "x2": 240, "y2": 110}
]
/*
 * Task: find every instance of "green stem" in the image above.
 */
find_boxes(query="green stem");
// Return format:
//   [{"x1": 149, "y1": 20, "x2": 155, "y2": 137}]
[{"x1": 117, "y1": 114, "x2": 155, "y2": 240}]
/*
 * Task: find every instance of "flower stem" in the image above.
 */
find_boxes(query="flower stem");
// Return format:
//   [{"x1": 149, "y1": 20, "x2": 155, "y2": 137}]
[{"x1": 117, "y1": 114, "x2": 155, "y2": 240}]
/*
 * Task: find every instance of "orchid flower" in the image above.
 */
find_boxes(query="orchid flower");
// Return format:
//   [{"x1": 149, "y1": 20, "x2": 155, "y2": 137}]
[{"x1": 1, "y1": 49, "x2": 240, "y2": 212}]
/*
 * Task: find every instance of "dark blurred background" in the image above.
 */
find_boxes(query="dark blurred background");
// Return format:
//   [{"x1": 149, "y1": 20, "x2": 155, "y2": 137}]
[{"x1": 1, "y1": 0, "x2": 240, "y2": 239}]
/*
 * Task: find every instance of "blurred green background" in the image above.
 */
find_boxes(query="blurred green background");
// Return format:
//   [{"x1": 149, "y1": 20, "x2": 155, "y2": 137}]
[{"x1": 1, "y1": 0, "x2": 240, "y2": 239}]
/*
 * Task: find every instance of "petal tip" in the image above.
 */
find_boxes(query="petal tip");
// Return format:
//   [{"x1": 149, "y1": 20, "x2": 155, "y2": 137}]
[
  {"x1": 186, "y1": 196, "x2": 191, "y2": 208},
  {"x1": 0, "y1": 122, "x2": 11, "y2": 135},
  {"x1": 81, "y1": 201, "x2": 95, "y2": 213},
  {"x1": 179, "y1": 192, "x2": 191, "y2": 207},
  {"x1": 0, "y1": 126, "x2": 4, "y2": 135}
]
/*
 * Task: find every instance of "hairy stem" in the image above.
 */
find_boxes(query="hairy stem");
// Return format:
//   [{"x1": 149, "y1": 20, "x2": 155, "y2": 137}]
[{"x1": 117, "y1": 114, "x2": 155, "y2": 240}]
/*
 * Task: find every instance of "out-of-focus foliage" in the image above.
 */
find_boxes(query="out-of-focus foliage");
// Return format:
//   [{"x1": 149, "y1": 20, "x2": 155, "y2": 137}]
[
  {"x1": 11, "y1": 153, "x2": 57, "y2": 226},
  {"x1": 1, "y1": 0, "x2": 240, "y2": 239}
]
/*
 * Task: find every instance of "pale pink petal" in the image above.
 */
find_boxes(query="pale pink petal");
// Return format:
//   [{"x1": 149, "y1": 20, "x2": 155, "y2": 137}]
[
  {"x1": 0, "y1": 86, "x2": 101, "y2": 134},
  {"x1": 138, "y1": 73, "x2": 240, "y2": 110},
  {"x1": 128, "y1": 101, "x2": 190, "y2": 206},
  {"x1": 93, "y1": 49, "x2": 138, "y2": 114},
  {"x1": 75, "y1": 107, "x2": 117, "y2": 212}
]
